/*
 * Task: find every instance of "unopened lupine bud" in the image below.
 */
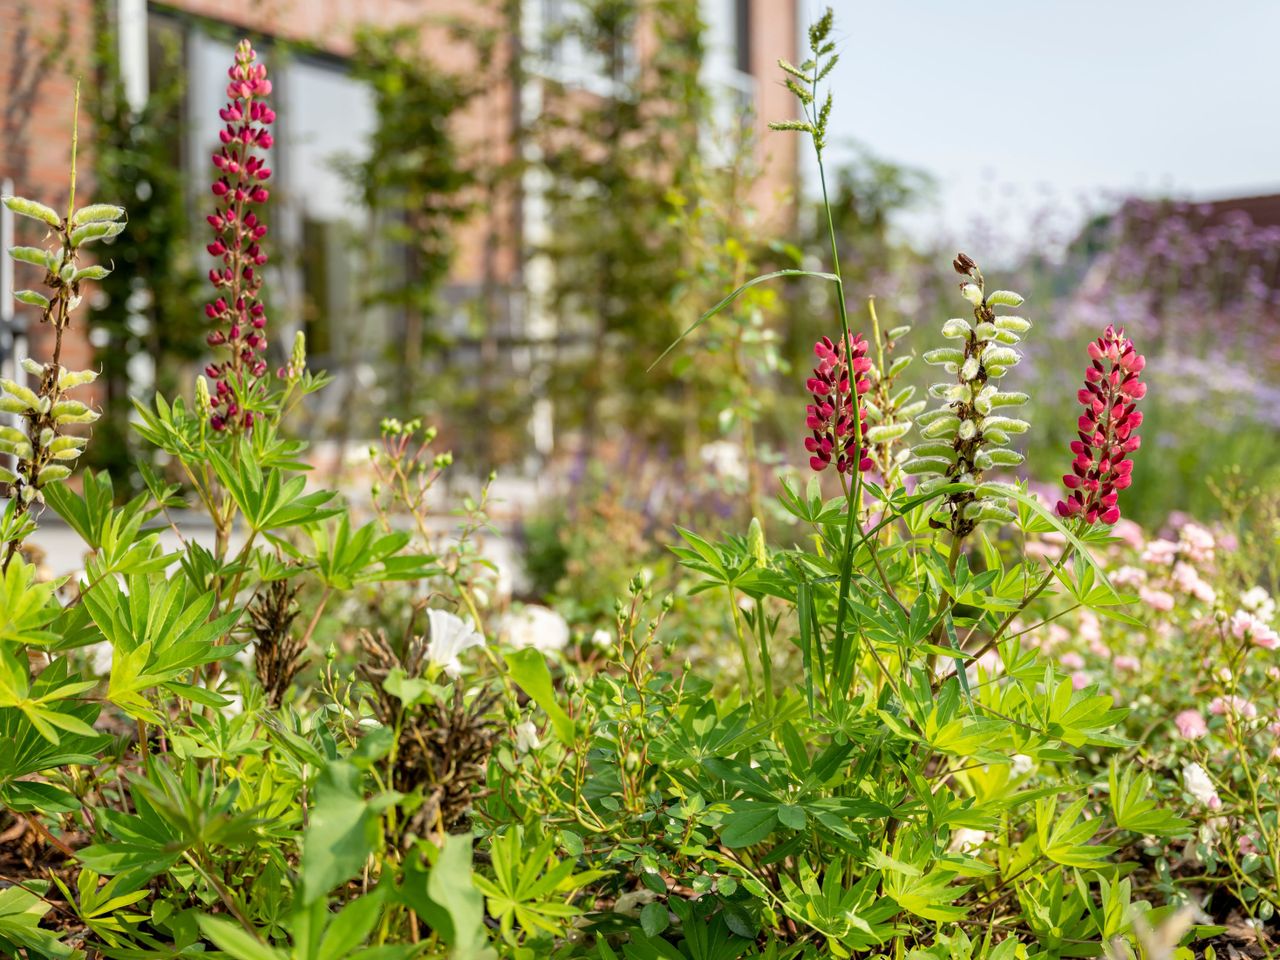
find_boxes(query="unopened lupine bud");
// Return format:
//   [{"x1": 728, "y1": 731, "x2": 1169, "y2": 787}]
[
  {"x1": 1056, "y1": 324, "x2": 1146, "y2": 525},
  {"x1": 748, "y1": 517, "x2": 768, "y2": 569}
]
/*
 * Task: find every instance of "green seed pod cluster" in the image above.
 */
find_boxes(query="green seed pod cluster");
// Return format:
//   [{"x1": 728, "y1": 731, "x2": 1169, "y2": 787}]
[
  {"x1": 861, "y1": 317, "x2": 927, "y2": 480},
  {"x1": 2, "y1": 194, "x2": 123, "y2": 504},
  {"x1": 0, "y1": 363, "x2": 99, "y2": 503},
  {"x1": 903, "y1": 253, "x2": 1032, "y2": 535}
]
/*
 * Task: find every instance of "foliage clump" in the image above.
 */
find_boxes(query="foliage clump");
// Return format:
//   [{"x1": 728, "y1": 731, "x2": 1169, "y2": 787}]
[{"x1": 1, "y1": 11, "x2": 1275, "y2": 960}]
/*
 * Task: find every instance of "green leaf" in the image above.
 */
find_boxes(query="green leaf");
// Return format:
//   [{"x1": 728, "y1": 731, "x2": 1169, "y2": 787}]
[
  {"x1": 1004, "y1": 486, "x2": 1120, "y2": 597},
  {"x1": 777, "y1": 803, "x2": 807, "y2": 831},
  {"x1": 1109, "y1": 762, "x2": 1191, "y2": 837},
  {"x1": 300, "y1": 761, "x2": 379, "y2": 904},
  {"x1": 640, "y1": 900, "x2": 669, "y2": 937},
  {"x1": 649, "y1": 269, "x2": 840, "y2": 371},
  {"x1": 397, "y1": 833, "x2": 496, "y2": 959},
  {"x1": 720, "y1": 804, "x2": 777, "y2": 848},
  {"x1": 504, "y1": 648, "x2": 574, "y2": 744},
  {"x1": 0, "y1": 885, "x2": 73, "y2": 958},
  {"x1": 195, "y1": 915, "x2": 285, "y2": 960},
  {"x1": 316, "y1": 889, "x2": 387, "y2": 960}
]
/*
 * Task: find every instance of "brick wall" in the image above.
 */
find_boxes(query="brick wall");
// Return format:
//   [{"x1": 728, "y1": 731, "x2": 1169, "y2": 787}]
[
  {"x1": 0, "y1": 0, "x2": 797, "y2": 409},
  {"x1": 0, "y1": 0, "x2": 98, "y2": 378}
]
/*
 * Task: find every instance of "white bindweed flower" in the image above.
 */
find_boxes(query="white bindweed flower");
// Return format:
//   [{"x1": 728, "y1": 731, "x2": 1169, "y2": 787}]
[
  {"x1": 425, "y1": 608, "x2": 485, "y2": 678},
  {"x1": 1182, "y1": 763, "x2": 1221, "y2": 810},
  {"x1": 515, "y1": 720, "x2": 541, "y2": 754},
  {"x1": 505, "y1": 605, "x2": 569, "y2": 655},
  {"x1": 948, "y1": 828, "x2": 988, "y2": 854}
]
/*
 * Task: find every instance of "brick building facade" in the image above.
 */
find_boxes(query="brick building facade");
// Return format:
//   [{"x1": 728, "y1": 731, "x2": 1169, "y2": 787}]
[{"x1": 0, "y1": 0, "x2": 799, "y2": 449}]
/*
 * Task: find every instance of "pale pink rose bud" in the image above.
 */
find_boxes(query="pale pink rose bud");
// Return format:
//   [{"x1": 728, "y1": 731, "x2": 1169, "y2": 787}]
[{"x1": 1174, "y1": 709, "x2": 1207, "y2": 740}]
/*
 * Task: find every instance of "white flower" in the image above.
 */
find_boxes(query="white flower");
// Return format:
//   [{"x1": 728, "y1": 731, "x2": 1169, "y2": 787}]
[
  {"x1": 1182, "y1": 763, "x2": 1221, "y2": 810},
  {"x1": 505, "y1": 605, "x2": 569, "y2": 654},
  {"x1": 700, "y1": 440, "x2": 745, "y2": 478},
  {"x1": 590, "y1": 628, "x2": 613, "y2": 650},
  {"x1": 948, "y1": 828, "x2": 988, "y2": 854},
  {"x1": 1011, "y1": 753, "x2": 1035, "y2": 776},
  {"x1": 515, "y1": 720, "x2": 541, "y2": 754},
  {"x1": 425, "y1": 608, "x2": 485, "y2": 678},
  {"x1": 1240, "y1": 586, "x2": 1276, "y2": 622}
]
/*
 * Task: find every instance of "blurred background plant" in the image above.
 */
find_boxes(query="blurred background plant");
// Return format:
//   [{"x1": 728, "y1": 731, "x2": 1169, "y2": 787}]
[{"x1": 8, "y1": 0, "x2": 1274, "y2": 537}]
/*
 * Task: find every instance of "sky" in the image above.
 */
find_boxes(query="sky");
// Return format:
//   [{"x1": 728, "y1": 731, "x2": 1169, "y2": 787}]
[{"x1": 800, "y1": 0, "x2": 1280, "y2": 251}]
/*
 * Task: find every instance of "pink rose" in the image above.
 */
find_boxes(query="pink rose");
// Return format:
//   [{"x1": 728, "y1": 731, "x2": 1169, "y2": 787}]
[
  {"x1": 1174, "y1": 709, "x2": 1207, "y2": 740},
  {"x1": 1139, "y1": 587, "x2": 1175, "y2": 612},
  {"x1": 1209, "y1": 695, "x2": 1257, "y2": 719}
]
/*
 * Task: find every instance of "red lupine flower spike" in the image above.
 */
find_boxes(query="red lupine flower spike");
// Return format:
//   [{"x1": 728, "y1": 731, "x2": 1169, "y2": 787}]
[
  {"x1": 804, "y1": 332, "x2": 873, "y2": 475},
  {"x1": 1055, "y1": 325, "x2": 1145, "y2": 525},
  {"x1": 204, "y1": 39, "x2": 274, "y2": 431}
]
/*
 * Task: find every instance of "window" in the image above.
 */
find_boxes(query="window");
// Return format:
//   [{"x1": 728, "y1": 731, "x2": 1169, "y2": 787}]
[
  {"x1": 528, "y1": 0, "x2": 635, "y2": 96},
  {"x1": 734, "y1": 0, "x2": 752, "y2": 75},
  {"x1": 699, "y1": 0, "x2": 758, "y2": 165},
  {"x1": 146, "y1": 13, "x2": 383, "y2": 407}
]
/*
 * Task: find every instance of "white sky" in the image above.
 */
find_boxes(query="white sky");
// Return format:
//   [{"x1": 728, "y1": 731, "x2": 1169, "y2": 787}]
[{"x1": 799, "y1": 0, "x2": 1280, "y2": 250}]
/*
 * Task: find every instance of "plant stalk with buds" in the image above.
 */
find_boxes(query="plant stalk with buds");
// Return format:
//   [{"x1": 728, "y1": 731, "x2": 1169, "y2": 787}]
[
  {"x1": 1, "y1": 91, "x2": 123, "y2": 563},
  {"x1": 906, "y1": 253, "x2": 1031, "y2": 540},
  {"x1": 204, "y1": 39, "x2": 275, "y2": 432},
  {"x1": 1057, "y1": 325, "x2": 1146, "y2": 524}
]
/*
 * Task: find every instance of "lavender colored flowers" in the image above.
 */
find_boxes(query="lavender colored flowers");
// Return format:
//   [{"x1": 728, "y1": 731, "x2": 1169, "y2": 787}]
[
  {"x1": 204, "y1": 39, "x2": 275, "y2": 431},
  {"x1": 1056, "y1": 325, "x2": 1146, "y2": 525},
  {"x1": 804, "y1": 333, "x2": 872, "y2": 475}
]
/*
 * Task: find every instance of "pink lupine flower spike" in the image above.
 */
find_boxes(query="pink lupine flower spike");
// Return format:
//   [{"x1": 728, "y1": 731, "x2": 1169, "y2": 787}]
[
  {"x1": 204, "y1": 39, "x2": 275, "y2": 431},
  {"x1": 805, "y1": 333, "x2": 873, "y2": 475},
  {"x1": 1056, "y1": 325, "x2": 1146, "y2": 524}
]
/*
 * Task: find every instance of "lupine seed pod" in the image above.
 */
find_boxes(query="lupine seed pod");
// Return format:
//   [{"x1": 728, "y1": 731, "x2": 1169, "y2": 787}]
[
  {"x1": 1055, "y1": 324, "x2": 1146, "y2": 525},
  {"x1": 860, "y1": 313, "x2": 922, "y2": 478},
  {"x1": 204, "y1": 39, "x2": 275, "y2": 432},
  {"x1": 804, "y1": 333, "x2": 873, "y2": 475},
  {"x1": 904, "y1": 253, "x2": 1033, "y2": 536},
  {"x1": 3, "y1": 184, "x2": 122, "y2": 516}
]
